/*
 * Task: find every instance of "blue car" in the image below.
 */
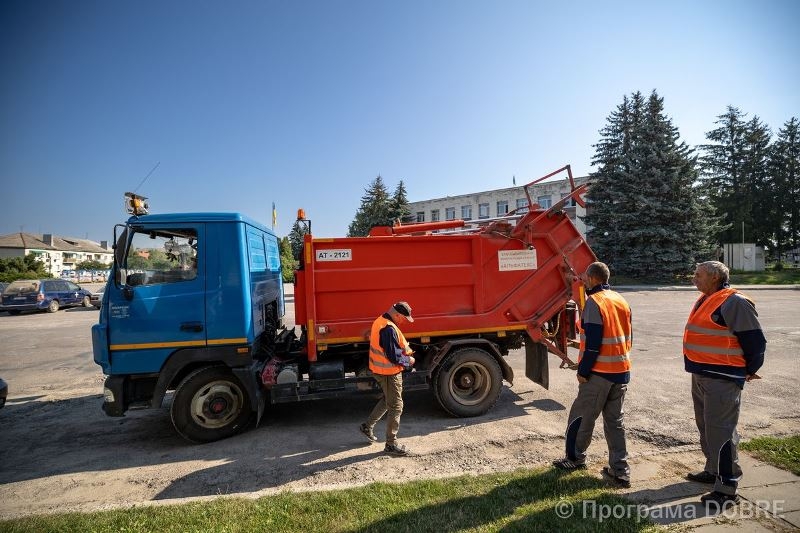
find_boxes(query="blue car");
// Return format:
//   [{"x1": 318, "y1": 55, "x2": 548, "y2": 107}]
[
  {"x1": 1, "y1": 279, "x2": 93, "y2": 314},
  {"x1": 0, "y1": 377, "x2": 6, "y2": 409}
]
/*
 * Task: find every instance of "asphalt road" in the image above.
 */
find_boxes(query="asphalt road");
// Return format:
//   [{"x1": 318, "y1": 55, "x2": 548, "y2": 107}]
[{"x1": 0, "y1": 287, "x2": 798, "y2": 518}]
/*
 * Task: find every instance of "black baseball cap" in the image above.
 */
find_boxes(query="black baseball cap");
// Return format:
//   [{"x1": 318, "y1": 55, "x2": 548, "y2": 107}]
[{"x1": 392, "y1": 301, "x2": 414, "y2": 322}]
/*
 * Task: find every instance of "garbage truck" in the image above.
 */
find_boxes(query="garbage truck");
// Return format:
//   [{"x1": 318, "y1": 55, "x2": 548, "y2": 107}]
[{"x1": 92, "y1": 165, "x2": 595, "y2": 443}]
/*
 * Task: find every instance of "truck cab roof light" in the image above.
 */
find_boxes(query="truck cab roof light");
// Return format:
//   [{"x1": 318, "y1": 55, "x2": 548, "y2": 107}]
[{"x1": 125, "y1": 192, "x2": 149, "y2": 216}]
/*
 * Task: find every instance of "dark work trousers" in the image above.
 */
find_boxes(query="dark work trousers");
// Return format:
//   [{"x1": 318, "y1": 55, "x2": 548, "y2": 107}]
[
  {"x1": 691, "y1": 373, "x2": 743, "y2": 495},
  {"x1": 366, "y1": 373, "x2": 404, "y2": 446},
  {"x1": 564, "y1": 375, "x2": 630, "y2": 477}
]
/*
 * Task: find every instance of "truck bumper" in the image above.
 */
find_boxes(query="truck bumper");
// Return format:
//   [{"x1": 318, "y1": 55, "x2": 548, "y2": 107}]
[{"x1": 102, "y1": 376, "x2": 126, "y2": 417}]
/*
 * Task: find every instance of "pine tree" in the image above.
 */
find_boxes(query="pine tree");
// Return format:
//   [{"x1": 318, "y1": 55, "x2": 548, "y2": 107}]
[
  {"x1": 390, "y1": 180, "x2": 412, "y2": 224},
  {"x1": 347, "y1": 175, "x2": 392, "y2": 236},
  {"x1": 771, "y1": 117, "x2": 800, "y2": 256},
  {"x1": 741, "y1": 116, "x2": 774, "y2": 250},
  {"x1": 288, "y1": 220, "x2": 309, "y2": 259},
  {"x1": 699, "y1": 106, "x2": 750, "y2": 244},
  {"x1": 585, "y1": 91, "x2": 719, "y2": 281}
]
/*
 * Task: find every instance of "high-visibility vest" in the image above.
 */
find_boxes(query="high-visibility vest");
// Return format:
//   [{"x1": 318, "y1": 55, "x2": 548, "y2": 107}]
[
  {"x1": 369, "y1": 316, "x2": 412, "y2": 375},
  {"x1": 683, "y1": 288, "x2": 746, "y2": 368},
  {"x1": 578, "y1": 290, "x2": 632, "y2": 373}
]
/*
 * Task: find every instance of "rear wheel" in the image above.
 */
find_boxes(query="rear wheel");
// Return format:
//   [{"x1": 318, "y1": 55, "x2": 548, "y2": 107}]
[
  {"x1": 171, "y1": 366, "x2": 252, "y2": 443},
  {"x1": 433, "y1": 347, "x2": 503, "y2": 417},
  {"x1": 47, "y1": 300, "x2": 59, "y2": 313}
]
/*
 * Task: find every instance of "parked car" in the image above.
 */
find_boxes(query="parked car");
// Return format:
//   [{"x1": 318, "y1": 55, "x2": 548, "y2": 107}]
[
  {"x1": 0, "y1": 279, "x2": 93, "y2": 314},
  {"x1": 90, "y1": 285, "x2": 105, "y2": 309},
  {"x1": 0, "y1": 377, "x2": 7, "y2": 408}
]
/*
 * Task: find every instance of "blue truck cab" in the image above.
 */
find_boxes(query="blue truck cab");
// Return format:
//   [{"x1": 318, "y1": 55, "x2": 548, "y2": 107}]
[{"x1": 92, "y1": 209, "x2": 284, "y2": 442}]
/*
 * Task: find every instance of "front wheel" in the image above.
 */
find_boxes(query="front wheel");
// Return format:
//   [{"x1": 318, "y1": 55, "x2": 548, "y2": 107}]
[
  {"x1": 171, "y1": 366, "x2": 253, "y2": 443},
  {"x1": 82, "y1": 295, "x2": 92, "y2": 307},
  {"x1": 433, "y1": 347, "x2": 503, "y2": 417},
  {"x1": 47, "y1": 300, "x2": 59, "y2": 313}
]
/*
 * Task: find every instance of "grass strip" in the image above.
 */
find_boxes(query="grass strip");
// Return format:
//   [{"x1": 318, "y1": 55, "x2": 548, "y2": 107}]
[
  {"x1": 741, "y1": 435, "x2": 800, "y2": 476},
  {"x1": 0, "y1": 468, "x2": 661, "y2": 532}
]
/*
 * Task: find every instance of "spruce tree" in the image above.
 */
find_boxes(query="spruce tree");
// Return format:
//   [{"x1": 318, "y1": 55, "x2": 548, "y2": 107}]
[
  {"x1": 586, "y1": 91, "x2": 718, "y2": 281},
  {"x1": 288, "y1": 220, "x2": 309, "y2": 260},
  {"x1": 741, "y1": 116, "x2": 773, "y2": 249},
  {"x1": 390, "y1": 180, "x2": 412, "y2": 224},
  {"x1": 347, "y1": 175, "x2": 392, "y2": 236},
  {"x1": 771, "y1": 117, "x2": 800, "y2": 256},
  {"x1": 699, "y1": 106, "x2": 750, "y2": 244}
]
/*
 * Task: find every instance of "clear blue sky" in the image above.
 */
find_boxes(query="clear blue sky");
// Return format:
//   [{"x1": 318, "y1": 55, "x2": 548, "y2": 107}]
[{"x1": 1, "y1": 0, "x2": 798, "y2": 241}]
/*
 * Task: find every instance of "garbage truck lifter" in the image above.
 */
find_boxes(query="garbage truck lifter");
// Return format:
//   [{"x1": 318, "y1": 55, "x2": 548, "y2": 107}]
[{"x1": 92, "y1": 165, "x2": 595, "y2": 443}]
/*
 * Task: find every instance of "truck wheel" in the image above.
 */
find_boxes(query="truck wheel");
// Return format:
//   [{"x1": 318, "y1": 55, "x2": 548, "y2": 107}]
[
  {"x1": 433, "y1": 347, "x2": 503, "y2": 417},
  {"x1": 171, "y1": 366, "x2": 252, "y2": 443}
]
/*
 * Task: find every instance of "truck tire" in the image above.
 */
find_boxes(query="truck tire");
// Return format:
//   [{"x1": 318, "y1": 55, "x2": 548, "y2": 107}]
[
  {"x1": 433, "y1": 347, "x2": 503, "y2": 417},
  {"x1": 170, "y1": 366, "x2": 252, "y2": 443}
]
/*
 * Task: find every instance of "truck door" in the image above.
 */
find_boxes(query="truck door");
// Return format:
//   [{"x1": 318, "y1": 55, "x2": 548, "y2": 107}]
[{"x1": 105, "y1": 224, "x2": 205, "y2": 373}]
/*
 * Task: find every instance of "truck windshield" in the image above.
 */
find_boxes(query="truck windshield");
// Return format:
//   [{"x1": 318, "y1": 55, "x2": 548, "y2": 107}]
[{"x1": 121, "y1": 228, "x2": 198, "y2": 286}]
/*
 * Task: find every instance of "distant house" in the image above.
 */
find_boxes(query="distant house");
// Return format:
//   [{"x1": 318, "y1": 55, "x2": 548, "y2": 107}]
[
  {"x1": 0, "y1": 233, "x2": 113, "y2": 277},
  {"x1": 780, "y1": 247, "x2": 800, "y2": 267}
]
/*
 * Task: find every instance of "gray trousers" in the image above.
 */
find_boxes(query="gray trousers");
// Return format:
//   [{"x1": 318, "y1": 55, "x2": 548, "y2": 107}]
[
  {"x1": 691, "y1": 373, "x2": 743, "y2": 495},
  {"x1": 366, "y1": 373, "x2": 404, "y2": 445},
  {"x1": 565, "y1": 375, "x2": 629, "y2": 477}
]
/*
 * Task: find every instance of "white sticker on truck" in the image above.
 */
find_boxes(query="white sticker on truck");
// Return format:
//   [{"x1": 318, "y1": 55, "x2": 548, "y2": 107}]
[
  {"x1": 498, "y1": 249, "x2": 537, "y2": 271},
  {"x1": 316, "y1": 249, "x2": 353, "y2": 261}
]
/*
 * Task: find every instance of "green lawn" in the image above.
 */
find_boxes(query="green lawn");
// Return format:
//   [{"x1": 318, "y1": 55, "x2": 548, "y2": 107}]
[
  {"x1": 613, "y1": 268, "x2": 800, "y2": 286},
  {"x1": 741, "y1": 435, "x2": 800, "y2": 476},
  {"x1": 0, "y1": 468, "x2": 661, "y2": 533}
]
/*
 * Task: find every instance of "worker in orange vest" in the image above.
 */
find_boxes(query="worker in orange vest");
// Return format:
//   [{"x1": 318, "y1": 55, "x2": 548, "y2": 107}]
[
  {"x1": 684, "y1": 261, "x2": 766, "y2": 507},
  {"x1": 553, "y1": 261, "x2": 633, "y2": 488},
  {"x1": 360, "y1": 301, "x2": 416, "y2": 456}
]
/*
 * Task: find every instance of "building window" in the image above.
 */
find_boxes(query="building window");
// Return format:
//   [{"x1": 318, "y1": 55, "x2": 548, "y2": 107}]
[
  {"x1": 461, "y1": 205, "x2": 472, "y2": 220},
  {"x1": 478, "y1": 203, "x2": 490, "y2": 219},
  {"x1": 416, "y1": 211, "x2": 425, "y2": 223},
  {"x1": 496, "y1": 200, "x2": 509, "y2": 215},
  {"x1": 538, "y1": 195, "x2": 552, "y2": 208},
  {"x1": 516, "y1": 198, "x2": 528, "y2": 213},
  {"x1": 431, "y1": 209, "x2": 440, "y2": 222},
  {"x1": 561, "y1": 193, "x2": 575, "y2": 207},
  {"x1": 445, "y1": 207, "x2": 455, "y2": 220}
]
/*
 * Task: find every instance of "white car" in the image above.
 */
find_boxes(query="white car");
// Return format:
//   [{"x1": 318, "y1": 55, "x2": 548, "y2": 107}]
[{"x1": 90, "y1": 285, "x2": 105, "y2": 309}]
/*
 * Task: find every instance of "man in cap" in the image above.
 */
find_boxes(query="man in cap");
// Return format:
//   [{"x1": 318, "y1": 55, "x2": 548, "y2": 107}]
[{"x1": 360, "y1": 301, "x2": 416, "y2": 455}]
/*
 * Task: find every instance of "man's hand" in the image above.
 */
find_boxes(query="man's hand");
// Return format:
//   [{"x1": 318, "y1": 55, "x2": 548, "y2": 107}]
[
  {"x1": 746, "y1": 373, "x2": 761, "y2": 382},
  {"x1": 577, "y1": 374, "x2": 588, "y2": 384},
  {"x1": 409, "y1": 356, "x2": 416, "y2": 366}
]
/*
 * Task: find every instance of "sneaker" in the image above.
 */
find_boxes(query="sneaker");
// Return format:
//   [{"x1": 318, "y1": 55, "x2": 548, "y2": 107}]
[
  {"x1": 700, "y1": 491, "x2": 740, "y2": 506},
  {"x1": 552, "y1": 458, "x2": 586, "y2": 471},
  {"x1": 384, "y1": 443, "x2": 410, "y2": 456},
  {"x1": 686, "y1": 470, "x2": 716, "y2": 484},
  {"x1": 359, "y1": 423, "x2": 377, "y2": 443},
  {"x1": 601, "y1": 466, "x2": 631, "y2": 488}
]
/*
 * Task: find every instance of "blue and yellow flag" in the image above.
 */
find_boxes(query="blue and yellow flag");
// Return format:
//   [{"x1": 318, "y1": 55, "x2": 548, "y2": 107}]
[{"x1": 272, "y1": 202, "x2": 277, "y2": 229}]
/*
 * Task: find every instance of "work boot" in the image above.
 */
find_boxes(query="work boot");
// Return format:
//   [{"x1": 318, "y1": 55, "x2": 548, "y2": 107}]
[
  {"x1": 701, "y1": 491, "x2": 740, "y2": 507},
  {"x1": 384, "y1": 443, "x2": 410, "y2": 456},
  {"x1": 359, "y1": 423, "x2": 377, "y2": 443},
  {"x1": 601, "y1": 467, "x2": 631, "y2": 488},
  {"x1": 686, "y1": 471, "x2": 716, "y2": 484}
]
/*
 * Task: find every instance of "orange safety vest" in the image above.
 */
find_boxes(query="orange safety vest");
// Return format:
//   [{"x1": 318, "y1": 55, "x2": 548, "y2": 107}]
[
  {"x1": 578, "y1": 290, "x2": 632, "y2": 373},
  {"x1": 683, "y1": 288, "x2": 746, "y2": 368},
  {"x1": 369, "y1": 316, "x2": 412, "y2": 375}
]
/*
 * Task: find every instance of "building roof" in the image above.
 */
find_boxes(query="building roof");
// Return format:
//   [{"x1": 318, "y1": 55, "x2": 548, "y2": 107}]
[{"x1": 0, "y1": 233, "x2": 110, "y2": 253}]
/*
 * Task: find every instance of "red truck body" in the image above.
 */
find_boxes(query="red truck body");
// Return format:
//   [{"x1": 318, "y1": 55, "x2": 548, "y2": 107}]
[{"x1": 294, "y1": 166, "x2": 594, "y2": 370}]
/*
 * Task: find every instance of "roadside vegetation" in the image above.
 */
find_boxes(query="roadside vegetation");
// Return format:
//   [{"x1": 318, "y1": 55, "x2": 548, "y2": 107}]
[
  {"x1": 613, "y1": 266, "x2": 800, "y2": 286},
  {"x1": 741, "y1": 435, "x2": 800, "y2": 476},
  {"x1": 0, "y1": 468, "x2": 659, "y2": 533}
]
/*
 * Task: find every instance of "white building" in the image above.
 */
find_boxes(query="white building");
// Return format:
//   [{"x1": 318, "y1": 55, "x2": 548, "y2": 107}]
[
  {"x1": 407, "y1": 175, "x2": 589, "y2": 235},
  {"x1": 0, "y1": 233, "x2": 114, "y2": 277}
]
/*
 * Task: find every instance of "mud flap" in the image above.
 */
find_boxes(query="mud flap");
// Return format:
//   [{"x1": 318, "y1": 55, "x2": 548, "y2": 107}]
[{"x1": 525, "y1": 341, "x2": 549, "y2": 390}]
